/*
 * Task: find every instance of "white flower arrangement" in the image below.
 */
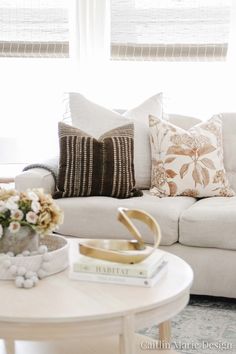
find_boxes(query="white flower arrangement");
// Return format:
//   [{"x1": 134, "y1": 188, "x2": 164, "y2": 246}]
[{"x1": 0, "y1": 188, "x2": 64, "y2": 239}]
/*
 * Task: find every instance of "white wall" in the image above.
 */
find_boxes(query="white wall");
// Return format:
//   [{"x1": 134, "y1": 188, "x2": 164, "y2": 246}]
[
  {"x1": 77, "y1": 60, "x2": 236, "y2": 119},
  {"x1": 0, "y1": 57, "x2": 236, "y2": 163},
  {"x1": 0, "y1": 58, "x2": 71, "y2": 162}
]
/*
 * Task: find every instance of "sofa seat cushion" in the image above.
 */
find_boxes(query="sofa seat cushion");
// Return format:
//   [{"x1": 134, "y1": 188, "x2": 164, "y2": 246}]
[
  {"x1": 180, "y1": 197, "x2": 236, "y2": 250},
  {"x1": 56, "y1": 192, "x2": 196, "y2": 245}
]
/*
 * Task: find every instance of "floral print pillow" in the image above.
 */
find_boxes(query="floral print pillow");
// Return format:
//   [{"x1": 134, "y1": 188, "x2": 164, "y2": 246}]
[{"x1": 149, "y1": 115, "x2": 235, "y2": 198}]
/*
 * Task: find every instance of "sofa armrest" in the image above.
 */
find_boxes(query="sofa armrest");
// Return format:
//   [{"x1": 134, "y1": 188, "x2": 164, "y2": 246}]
[{"x1": 15, "y1": 168, "x2": 55, "y2": 195}]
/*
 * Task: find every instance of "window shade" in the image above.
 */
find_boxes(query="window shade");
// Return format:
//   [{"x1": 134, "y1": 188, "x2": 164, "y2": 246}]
[
  {"x1": 111, "y1": 0, "x2": 231, "y2": 61},
  {"x1": 0, "y1": 0, "x2": 69, "y2": 58}
]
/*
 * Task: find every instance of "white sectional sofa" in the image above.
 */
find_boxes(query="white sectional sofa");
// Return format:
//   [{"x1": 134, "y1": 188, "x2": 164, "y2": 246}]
[{"x1": 15, "y1": 113, "x2": 236, "y2": 299}]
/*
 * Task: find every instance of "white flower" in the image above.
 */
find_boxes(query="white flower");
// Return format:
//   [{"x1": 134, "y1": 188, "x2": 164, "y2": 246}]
[
  {"x1": 11, "y1": 209, "x2": 24, "y2": 221},
  {"x1": 26, "y1": 211, "x2": 38, "y2": 224},
  {"x1": 0, "y1": 225, "x2": 3, "y2": 239},
  {"x1": 0, "y1": 201, "x2": 6, "y2": 212},
  {"x1": 5, "y1": 199, "x2": 18, "y2": 211},
  {"x1": 27, "y1": 191, "x2": 39, "y2": 202},
  {"x1": 8, "y1": 221, "x2": 21, "y2": 233},
  {"x1": 31, "y1": 201, "x2": 40, "y2": 214},
  {"x1": 9, "y1": 195, "x2": 20, "y2": 203}
]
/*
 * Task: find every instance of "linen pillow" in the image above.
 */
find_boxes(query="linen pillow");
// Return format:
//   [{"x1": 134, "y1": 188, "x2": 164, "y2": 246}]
[
  {"x1": 54, "y1": 122, "x2": 142, "y2": 199},
  {"x1": 149, "y1": 115, "x2": 235, "y2": 198},
  {"x1": 63, "y1": 92, "x2": 163, "y2": 189},
  {"x1": 123, "y1": 93, "x2": 163, "y2": 124}
]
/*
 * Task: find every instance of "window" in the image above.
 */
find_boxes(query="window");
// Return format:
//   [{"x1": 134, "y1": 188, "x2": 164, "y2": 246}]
[
  {"x1": 111, "y1": 0, "x2": 231, "y2": 61},
  {"x1": 0, "y1": 0, "x2": 69, "y2": 57}
]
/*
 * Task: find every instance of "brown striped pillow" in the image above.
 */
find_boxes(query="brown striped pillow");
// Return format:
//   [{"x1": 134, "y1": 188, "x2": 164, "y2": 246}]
[{"x1": 54, "y1": 122, "x2": 142, "y2": 199}]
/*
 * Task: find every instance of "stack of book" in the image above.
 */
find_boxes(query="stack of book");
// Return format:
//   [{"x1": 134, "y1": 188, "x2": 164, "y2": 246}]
[{"x1": 70, "y1": 247, "x2": 168, "y2": 287}]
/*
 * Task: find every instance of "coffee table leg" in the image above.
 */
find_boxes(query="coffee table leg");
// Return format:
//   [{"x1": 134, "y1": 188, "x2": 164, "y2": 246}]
[
  {"x1": 119, "y1": 315, "x2": 135, "y2": 354},
  {"x1": 4, "y1": 340, "x2": 15, "y2": 354},
  {"x1": 159, "y1": 321, "x2": 171, "y2": 348}
]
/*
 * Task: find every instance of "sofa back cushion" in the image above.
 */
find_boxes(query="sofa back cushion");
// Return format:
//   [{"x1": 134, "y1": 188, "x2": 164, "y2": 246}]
[
  {"x1": 168, "y1": 114, "x2": 201, "y2": 130},
  {"x1": 216, "y1": 113, "x2": 236, "y2": 192}
]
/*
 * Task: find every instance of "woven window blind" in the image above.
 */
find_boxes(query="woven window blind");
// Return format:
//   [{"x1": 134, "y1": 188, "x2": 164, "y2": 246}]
[
  {"x1": 111, "y1": 0, "x2": 231, "y2": 61},
  {"x1": 0, "y1": 0, "x2": 69, "y2": 58}
]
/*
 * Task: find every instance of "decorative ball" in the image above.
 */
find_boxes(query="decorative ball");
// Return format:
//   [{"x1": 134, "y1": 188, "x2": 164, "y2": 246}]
[
  {"x1": 7, "y1": 252, "x2": 14, "y2": 257},
  {"x1": 15, "y1": 276, "x2": 24, "y2": 288},
  {"x1": 3, "y1": 260, "x2": 11, "y2": 269},
  {"x1": 38, "y1": 245, "x2": 48, "y2": 254},
  {"x1": 25, "y1": 271, "x2": 35, "y2": 279},
  {"x1": 3, "y1": 236, "x2": 63, "y2": 290},
  {"x1": 32, "y1": 275, "x2": 39, "y2": 285},
  {"x1": 37, "y1": 269, "x2": 47, "y2": 279},
  {"x1": 23, "y1": 279, "x2": 34, "y2": 289},
  {"x1": 22, "y1": 250, "x2": 31, "y2": 257},
  {"x1": 42, "y1": 253, "x2": 51, "y2": 262},
  {"x1": 17, "y1": 266, "x2": 27, "y2": 276},
  {"x1": 9, "y1": 265, "x2": 17, "y2": 275}
]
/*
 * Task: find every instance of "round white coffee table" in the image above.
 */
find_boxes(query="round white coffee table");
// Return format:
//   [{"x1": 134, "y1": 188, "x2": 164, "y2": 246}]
[{"x1": 0, "y1": 240, "x2": 193, "y2": 354}]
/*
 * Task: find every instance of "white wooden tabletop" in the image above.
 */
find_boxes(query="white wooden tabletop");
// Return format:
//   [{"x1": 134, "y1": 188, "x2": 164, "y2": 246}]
[
  {"x1": 0, "y1": 239, "x2": 193, "y2": 354},
  {"x1": 0, "y1": 239, "x2": 193, "y2": 324}
]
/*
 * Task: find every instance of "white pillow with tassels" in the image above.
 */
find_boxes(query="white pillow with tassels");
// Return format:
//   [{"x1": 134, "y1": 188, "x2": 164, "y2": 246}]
[{"x1": 63, "y1": 92, "x2": 163, "y2": 190}]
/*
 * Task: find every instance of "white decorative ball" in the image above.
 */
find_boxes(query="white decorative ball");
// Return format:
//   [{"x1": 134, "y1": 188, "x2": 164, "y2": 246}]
[
  {"x1": 25, "y1": 271, "x2": 35, "y2": 279},
  {"x1": 9, "y1": 265, "x2": 17, "y2": 275},
  {"x1": 7, "y1": 252, "x2": 14, "y2": 257},
  {"x1": 16, "y1": 253, "x2": 23, "y2": 257},
  {"x1": 24, "y1": 279, "x2": 34, "y2": 289},
  {"x1": 38, "y1": 245, "x2": 48, "y2": 254},
  {"x1": 22, "y1": 250, "x2": 30, "y2": 257},
  {"x1": 3, "y1": 260, "x2": 11, "y2": 269},
  {"x1": 32, "y1": 275, "x2": 39, "y2": 285},
  {"x1": 15, "y1": 276, "x2": 24, "y2": 288},
  {"x1": 42, "y1": 253, "x2": 51, "y2": 262},
  {"x1": 37, "y1": 269, "x2": 47, "y2": 279},
  {"x1": 17, "y1": 266, "x2": 26, "y2": 276}
]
